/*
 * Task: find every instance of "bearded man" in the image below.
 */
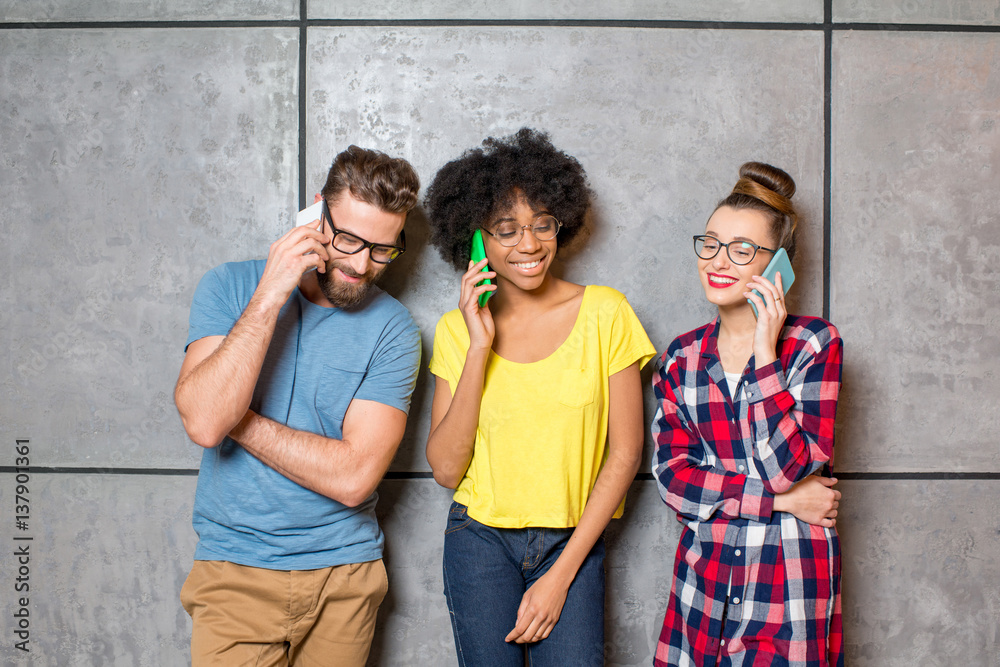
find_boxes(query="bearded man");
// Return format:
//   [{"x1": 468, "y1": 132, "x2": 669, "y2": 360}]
[{"x1": 174, "y1": 146, "x2": 421, "y2": 666}]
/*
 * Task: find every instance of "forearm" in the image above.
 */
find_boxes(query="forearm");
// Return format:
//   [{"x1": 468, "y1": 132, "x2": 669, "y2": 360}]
[
  {"x1": 175, "y1": 295, "x2": 284, "y2": 447},
  {"x1": 749, "y1": 355, "x2": 841, "y2": 493},
  {"x1": 548, "y1": 442, "x2": 641, "y2": 584},
  {"x1": 652, "y1": 365, "x2": 754, "y2": 522},
  {"x1": 654, "y1": 449, "x2": 775, "y2": 523},
  {"x1": 652, "y1": 400, "x2": 771, "y2": 523},
  {"x1": 229, "y1": 409, "x2": 391, "y2": 506},
  {"x1": 426, "y1": 348, "x2": 490, "y2": 488},
  {"x1": 505, "y1": 445, "x2": 642, "y2": 646}
]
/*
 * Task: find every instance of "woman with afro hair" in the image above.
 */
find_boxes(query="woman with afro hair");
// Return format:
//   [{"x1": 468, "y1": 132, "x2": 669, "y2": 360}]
[{"x1": 425, "y1": 128, "x2": 656, "y2": 666}]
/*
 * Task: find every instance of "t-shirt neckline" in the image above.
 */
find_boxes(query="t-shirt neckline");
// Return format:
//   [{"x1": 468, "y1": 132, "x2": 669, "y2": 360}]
[{"x1": 489, "y1": 285, "x2": 591, "y2": 367}]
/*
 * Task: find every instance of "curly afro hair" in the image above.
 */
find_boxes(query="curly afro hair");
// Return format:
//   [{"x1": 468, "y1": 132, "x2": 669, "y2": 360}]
[{"x1": 425, "y1": 128, "x2": 593, "y2": 271}]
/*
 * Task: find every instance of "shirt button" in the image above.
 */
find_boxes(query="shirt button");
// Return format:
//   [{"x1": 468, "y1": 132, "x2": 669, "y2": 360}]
[
  {"x1": 735, "y1": 549, "x2": 741, "y2": 556},
  {"x1": 733, "y1": 597, "x2": 740, "y2": 604},
  {"x1": 738, "y1": 465, "x2": 745, "y2": 472},
  {"x1": 721, "y1": 639, "x2": 726, "y2": 646}
]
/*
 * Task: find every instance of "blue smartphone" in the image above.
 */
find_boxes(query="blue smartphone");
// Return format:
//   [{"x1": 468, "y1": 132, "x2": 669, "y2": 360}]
[
  {"x1": 749, "y1": 247, "x2": 795, "y2": 317},
  {"x1": 470, "y1": 230, "x2": 493, "y2": 308}
]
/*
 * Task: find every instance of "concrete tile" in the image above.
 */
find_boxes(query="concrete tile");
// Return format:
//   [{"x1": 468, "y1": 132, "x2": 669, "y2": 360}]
[
  {"x1": 831, "y1": 31, "x2": 1000, "y2": 472},
  {"x1": 604, "y1": 480, "x2": 684, "y2": 666},
  {"x1": 0, "y1": 0, "x2": 298, "y2": 21},
  {"x1": 306, "y1": 26, "x2": 826, "y2": 471},
  {"x1": 310, "y1": 0, "x2": 823, "y2": 22},
  {"x1": 0, "y1": 473, "x2": 197, "y2": 665},
  {"x1": 837, "y1": 479, "x2": 1000, "y2": 665},
  {"x1": 833, "y1": 0, "x2": 1000, "y2": 25},
  {"x1": 0, "y1": 28, "x2": 299, "y2": 468},
  {"x1": 369, "y1": 479, "x2": 457, "y2": 665}
]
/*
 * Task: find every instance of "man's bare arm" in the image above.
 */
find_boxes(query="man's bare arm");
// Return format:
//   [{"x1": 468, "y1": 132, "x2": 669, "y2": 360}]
[
  {"x1": 228, "y1": 398, "x2": 408, "y2": 506},
  {"x1": 174, "y1": 307, "x2": 276, "y2": 448},
  {"x1": 174, "y1": 223, "x2": 330, "y2": 447}
]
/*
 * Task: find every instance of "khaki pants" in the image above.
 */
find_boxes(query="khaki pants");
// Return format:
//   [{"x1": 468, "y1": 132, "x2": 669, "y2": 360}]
[{"x1": 180, "y1": 559, "x2": 387, "y2": 666}]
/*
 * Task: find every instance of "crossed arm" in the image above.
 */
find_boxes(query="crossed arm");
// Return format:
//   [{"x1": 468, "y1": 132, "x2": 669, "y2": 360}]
[
  {"x1": 175, "y1": 330, "x2": 407, "y2": 507},
  {"x1": 651, "y1": 349, "x2": 841, "y2": 527}
]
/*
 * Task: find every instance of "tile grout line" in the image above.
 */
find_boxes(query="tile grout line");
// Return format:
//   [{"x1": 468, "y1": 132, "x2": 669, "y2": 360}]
[
  {"x1": 2, "y1": 19, "x2": 999, "y2": 32},
  {"x1": 2, "y1": 468, "x2": 998, "y2": 481}
]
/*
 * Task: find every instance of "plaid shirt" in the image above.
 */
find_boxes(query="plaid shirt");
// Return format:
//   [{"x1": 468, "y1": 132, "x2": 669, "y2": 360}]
[{"x1": 651, "y1": 315, "x2": 844, "y2": 667}]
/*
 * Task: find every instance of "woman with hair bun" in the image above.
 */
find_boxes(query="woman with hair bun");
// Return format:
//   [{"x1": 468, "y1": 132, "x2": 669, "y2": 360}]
[
  {"x1": 651, "y1": 162, "x2": 844, "y2": 666},
  {"x1": 425, "y1": 128, "x2": 655, "y2": 666}
]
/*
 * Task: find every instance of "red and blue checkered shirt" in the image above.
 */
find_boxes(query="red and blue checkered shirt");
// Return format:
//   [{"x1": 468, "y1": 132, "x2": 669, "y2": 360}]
[{"x1": 651, "y1": 315, "x2": 844, "y2": 667}]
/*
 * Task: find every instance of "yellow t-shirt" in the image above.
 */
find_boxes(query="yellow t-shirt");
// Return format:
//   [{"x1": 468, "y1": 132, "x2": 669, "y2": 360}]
[{"x1": 429, "y1": 285, "x2": 656, "y2": 528}]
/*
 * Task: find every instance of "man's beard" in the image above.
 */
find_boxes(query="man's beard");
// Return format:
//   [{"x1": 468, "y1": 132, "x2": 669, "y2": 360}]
[{"x1": 317, "y1": 259, "x2": 385, "y2": 308}]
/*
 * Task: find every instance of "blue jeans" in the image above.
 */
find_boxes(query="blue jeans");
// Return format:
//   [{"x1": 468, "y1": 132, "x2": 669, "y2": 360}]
[{"x1": 442, "y1": 502, "x2": 606, "y2": 667}]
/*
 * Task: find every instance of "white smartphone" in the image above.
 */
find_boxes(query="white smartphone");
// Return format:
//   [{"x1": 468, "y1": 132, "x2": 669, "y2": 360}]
[
  {"x1": 296, "y1": 200, "x2": 324, "y2": 229},
  {"x1": 295, "y1": 200, "x2": 325, "y2": 271}
]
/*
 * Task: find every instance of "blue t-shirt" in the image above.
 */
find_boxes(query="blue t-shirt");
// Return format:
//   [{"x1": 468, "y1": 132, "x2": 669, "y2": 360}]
[{"x1": 184, "y1": 259, "x2": 421, "y2": 570}]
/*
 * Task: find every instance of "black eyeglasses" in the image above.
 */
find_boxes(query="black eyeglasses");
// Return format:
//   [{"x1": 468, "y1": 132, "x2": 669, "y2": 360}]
[
  {"x1": 693, "y1": 235, "x2": 775, "y2": 266},
  {"x1": 323, "y1": 201, "x2": 405, "y2": 264},
  {"x1": 482, "y1": 215, "x2": 561, "y2": 247}
]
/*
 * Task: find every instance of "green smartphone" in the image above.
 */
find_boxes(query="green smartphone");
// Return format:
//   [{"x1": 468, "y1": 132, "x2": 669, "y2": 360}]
[
  {"x1": 749, "y1": 247, "x2": 795, "y2": 317},
  {"x1": 470, "y1": 229, "x2": 493, "y2": 308}
]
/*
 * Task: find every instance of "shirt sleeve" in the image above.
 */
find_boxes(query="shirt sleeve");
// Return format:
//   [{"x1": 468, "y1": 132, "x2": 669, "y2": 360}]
[
  {"x1": 745, "y1": 322, "x2": 844, "y2": 493},
  {"x1": 428, "y1": 310, "x2": 468, "y2": 388},
  {"x1": 185, "y1": 264, "x2": 242, "y2": 350},
  {"x1": 354, "y1": 310, "x2": 422, "y2": 415},
  {"x1": 651, "y1": 347, "x2": 775, "y2": 524},
  {"x1": 607, "y1": 295, "x2": 657, "y2": 375}
]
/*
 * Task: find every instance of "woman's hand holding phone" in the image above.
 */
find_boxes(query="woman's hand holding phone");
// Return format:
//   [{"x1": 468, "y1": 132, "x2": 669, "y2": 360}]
[
  {"x1": 745, "y1": 247, "x2": 794, "y2": 366},
  {"x1": 469, "y1": 229, "x2": 494, "y2": 308},
  {"x1": 747, "y1": 248, "x2": 794, "y2": 317},
  {"x1": 459, "y1": 258, "x2": 496, "y2": 352},
  {"x1": 745, "y1": 270, "x2": 787, "y2": 367}
]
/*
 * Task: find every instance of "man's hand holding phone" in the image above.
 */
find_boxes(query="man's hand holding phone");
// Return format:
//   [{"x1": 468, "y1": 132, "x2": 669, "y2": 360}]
[
  {"x1": 296, "y1": 200, "x2": 325, "y2": 230},
  {"x1": 255, "y1": 199, "x2": 331, "y2": 309}
]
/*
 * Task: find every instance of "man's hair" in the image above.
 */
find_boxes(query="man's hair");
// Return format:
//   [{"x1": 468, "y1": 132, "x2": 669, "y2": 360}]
[{"x1": 321, "y1": 145, "x2": 420, "y2": 214}]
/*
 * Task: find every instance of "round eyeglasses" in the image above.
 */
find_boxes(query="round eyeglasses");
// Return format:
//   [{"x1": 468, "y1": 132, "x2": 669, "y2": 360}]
[
  {"x1": 482, "y1": 216, "x2": 562, "y2": 247},
  {"x1": 323, "y1": 201, "x2": 405, "y2": 264},
  {"x1": 693, "y1": 235, "x2": 775, "y2": 266}
]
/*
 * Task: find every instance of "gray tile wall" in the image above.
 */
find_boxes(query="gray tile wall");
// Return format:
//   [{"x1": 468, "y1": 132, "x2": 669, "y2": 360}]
[
  {"x1": 833, "y1": 0, "x2": 1000, "y2": 25},
  {"x1": 2, "y1": 4, "x2": 997, "y2": 666},
  {"x1": 308, "y1": 1, "x2": 823, "y2": 22},
  {"x1": 832, "y1": 31, "x2": 1000, "y2": 473}
]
